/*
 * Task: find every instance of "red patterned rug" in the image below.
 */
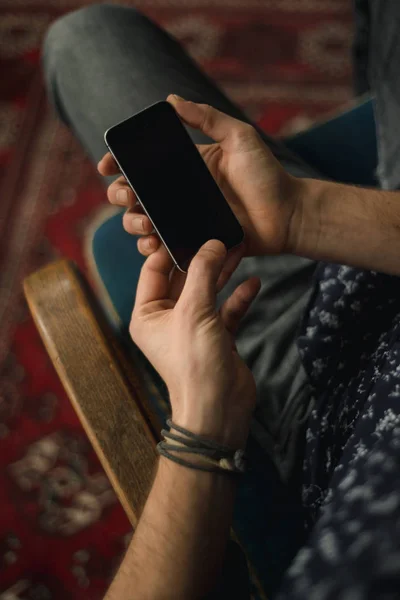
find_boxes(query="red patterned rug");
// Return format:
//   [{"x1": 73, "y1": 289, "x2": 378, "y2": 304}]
[{"x1": 0, "y1": 1, "x2": 352, "y2": 598}]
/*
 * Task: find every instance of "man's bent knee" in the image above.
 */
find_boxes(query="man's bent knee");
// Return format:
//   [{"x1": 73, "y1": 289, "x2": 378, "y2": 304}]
[
  {"x1": 43, "y1": 4, "x2": 145, "y2": 76},
  {"x1": 42, "y1": 4, "x2": 148, "y2": 119}
]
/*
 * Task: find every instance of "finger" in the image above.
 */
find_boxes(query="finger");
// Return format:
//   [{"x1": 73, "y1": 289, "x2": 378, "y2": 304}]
[
  {"x1": 135, "y1": 244, "x2": 174, "y2": 308},
  {"x1": 216, "y1": 243, "x2": 245, "y2": 293},
  {"x1": 220, "y1": 277, "x2": 261, "y2": 336},
  {"x1": 137, "y1": 235, "x2": 161, "y2": 256},
  {"x1": 169, "y1": 267, "x2": 187, "y2": 301},
  {"x1": 177, "y1": 239, "x2": 227, "y2": 311},
  {"x1": 122, "y1": 208, "x2": 154, "y2": 236},
  {"x1": 98, "y1": 152, "x2": 119, "y2": 176},
  {"x1": 167, "y1": 94, "x2": 252, "y2": 148},
  {"x1": 108, "y1": 176, "x2": 137, "y2": 207}
]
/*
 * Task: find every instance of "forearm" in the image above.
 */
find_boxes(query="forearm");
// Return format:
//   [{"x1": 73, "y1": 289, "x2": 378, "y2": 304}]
[
  {"x1": 292, "y1": 178, "x2": 400, "y2": 275},
  {"x1": 105, "y1": 457, "x2": 236, "y2": 600}
]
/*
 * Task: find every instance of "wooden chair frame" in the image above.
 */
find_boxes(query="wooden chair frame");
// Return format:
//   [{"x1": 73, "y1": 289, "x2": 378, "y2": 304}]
[{"x1": 24, "y1": 259, "x2": 160, "y2": 527}]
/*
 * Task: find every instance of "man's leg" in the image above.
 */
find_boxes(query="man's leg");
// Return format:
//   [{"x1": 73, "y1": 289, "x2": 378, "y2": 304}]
[{"x1": 43, "y1": 4, "x2": 318, "y2": 482}]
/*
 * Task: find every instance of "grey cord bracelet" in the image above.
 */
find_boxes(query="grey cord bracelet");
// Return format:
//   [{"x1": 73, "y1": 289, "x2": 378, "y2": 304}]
[{"x1": 156, "y1": 419, "x2": 247, "y2": 475}]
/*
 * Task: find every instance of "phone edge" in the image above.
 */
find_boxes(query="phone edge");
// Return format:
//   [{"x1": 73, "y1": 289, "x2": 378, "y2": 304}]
[{"x1": 104, "y1": 129, "x2": 188, "y2": 273}]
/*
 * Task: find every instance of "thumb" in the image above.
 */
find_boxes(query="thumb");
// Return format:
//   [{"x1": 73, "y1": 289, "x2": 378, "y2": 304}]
[
  {"x1": 177, "y1": 240, "x2": 227, "y2": 312},
  {"x1": 167, "y1": 94, "x2": 246, "y2": 146}
]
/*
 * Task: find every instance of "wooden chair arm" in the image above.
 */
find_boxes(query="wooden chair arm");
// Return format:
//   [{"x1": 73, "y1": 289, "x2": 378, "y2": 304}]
[{"x1": 23, "y1": 259, "x2": 159, "y2": 527}]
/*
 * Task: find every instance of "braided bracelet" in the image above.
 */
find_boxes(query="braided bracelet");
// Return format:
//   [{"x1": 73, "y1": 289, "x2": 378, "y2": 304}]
[{"x1": 156, "y1": 419, "x2": 246, "y2": 475}]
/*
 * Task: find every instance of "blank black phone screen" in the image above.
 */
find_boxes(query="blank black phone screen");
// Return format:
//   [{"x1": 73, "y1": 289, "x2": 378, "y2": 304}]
[{"x1": 105, "y1": 101, "x2": 244, "y2": 270}]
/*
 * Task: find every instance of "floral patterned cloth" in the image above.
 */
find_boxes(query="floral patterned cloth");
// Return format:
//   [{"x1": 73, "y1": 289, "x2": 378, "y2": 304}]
[{"x1": 278, "y1": 263, "x2": 400, "y2": 598}]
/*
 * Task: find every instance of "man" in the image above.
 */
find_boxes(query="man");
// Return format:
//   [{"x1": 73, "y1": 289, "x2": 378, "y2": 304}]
[{"x1": 44, "y1": 2, "x2": 400, "y2": 597}]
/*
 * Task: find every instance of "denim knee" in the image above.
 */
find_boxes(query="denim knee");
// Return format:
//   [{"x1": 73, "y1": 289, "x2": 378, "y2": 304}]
[
  {"x1": 42, "y1": 4, "x2": 147, "y2": 118},
  {"x1": 44, "y1": 5, "x2": 148, "y2": 70}
]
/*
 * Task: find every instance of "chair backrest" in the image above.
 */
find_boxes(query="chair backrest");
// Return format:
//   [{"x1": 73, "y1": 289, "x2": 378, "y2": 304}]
[{"x1": 284, "y1": 97, "x2": 377, "y2": 187}]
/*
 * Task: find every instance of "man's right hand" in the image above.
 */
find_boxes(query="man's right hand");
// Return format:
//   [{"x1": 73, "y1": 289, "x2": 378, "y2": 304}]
[{"x1": 98, "y1": 95, "x2": 301, "y2": 258}]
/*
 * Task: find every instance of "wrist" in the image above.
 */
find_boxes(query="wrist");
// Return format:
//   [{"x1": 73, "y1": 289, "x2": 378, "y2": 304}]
[
  {"x1": 286, "y1": 176, "x2": 324, "y2": 258},
  {"x1": 171, "y1": 403, "x2": 250, "y2": 448},
  {"x1": 157, "y1": 457, "x2": 238, "y2": 499}
]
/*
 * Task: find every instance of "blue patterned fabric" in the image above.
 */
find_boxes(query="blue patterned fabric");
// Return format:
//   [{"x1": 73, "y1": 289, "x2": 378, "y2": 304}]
[
  {"x1": 275, "y1": 266, "x2": 400, "y2": 598},
  {"x1": 298, "y1": 265, "x2": 400, "y2": 527}
]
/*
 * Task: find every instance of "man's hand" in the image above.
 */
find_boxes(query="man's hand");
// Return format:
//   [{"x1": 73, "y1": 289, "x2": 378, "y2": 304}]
[
  {"x1": 104, "y1": 241, "x2": 258, "y2": 600},
  {"x1": 98, "y1": 95, "x2": 300, "y2": 258},
  {"x1": 131, "y1": 239, "x2": 260, "y2": 447}
]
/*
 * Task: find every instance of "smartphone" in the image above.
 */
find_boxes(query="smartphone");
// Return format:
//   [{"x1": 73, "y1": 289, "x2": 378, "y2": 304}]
[{"x1": 104, "y1": 101, "x2": 244, "y2": 271}]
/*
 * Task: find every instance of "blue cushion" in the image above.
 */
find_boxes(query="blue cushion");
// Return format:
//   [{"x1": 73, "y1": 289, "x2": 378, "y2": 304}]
[{"x1": 92, "y1": 211, "x2": 145, "y2": 331}]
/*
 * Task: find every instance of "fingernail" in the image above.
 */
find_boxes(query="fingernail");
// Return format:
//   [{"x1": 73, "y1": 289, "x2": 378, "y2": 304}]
[
  {"x1": 172, "y1": 94, "x2": 185, "y2": 102},
  {"x1": 117, "y1": 188, "x2": 129, "y2": 205},
  {"x1": 131, "y1": 216, "x2": 144, "y2": 232},
  {"x1": 205, "y1": 239, "x2": 226, "y2": 254},
  {"x1": 146, "y1": 237, "x2": 153, "y2": 249}
]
